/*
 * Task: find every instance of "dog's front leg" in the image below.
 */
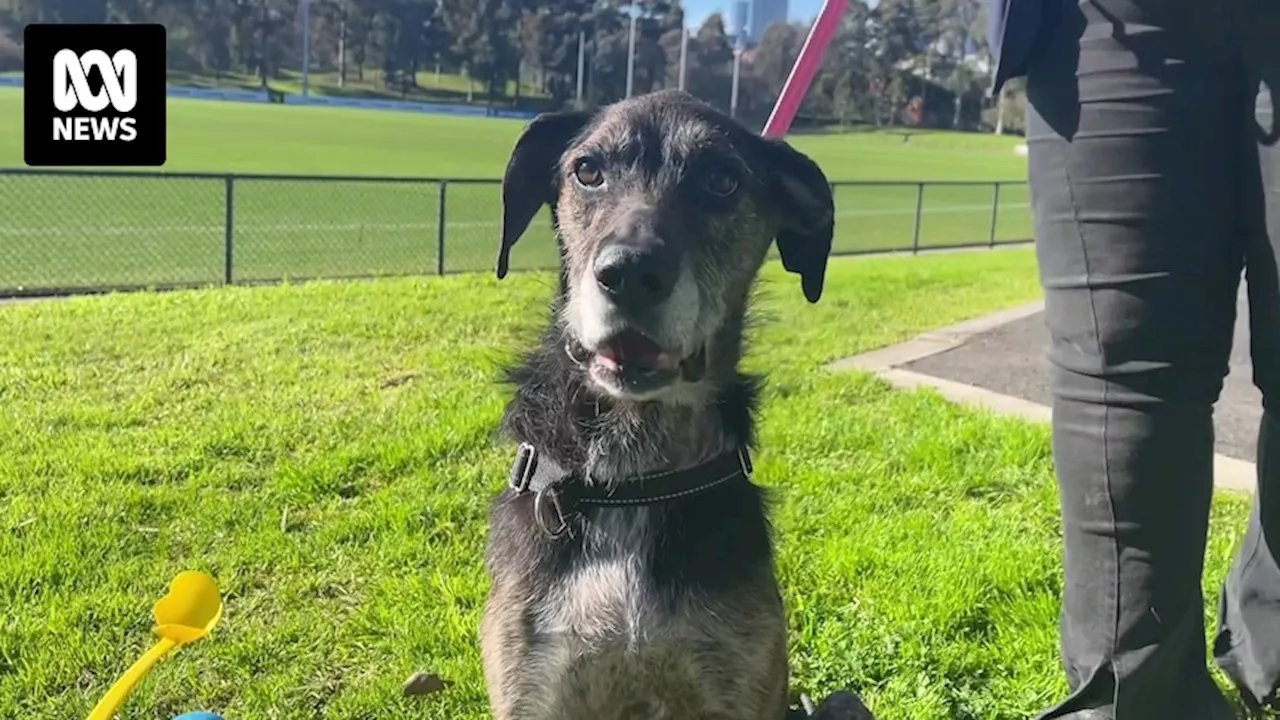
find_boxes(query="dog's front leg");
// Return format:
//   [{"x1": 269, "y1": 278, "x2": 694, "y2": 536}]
[{"x1": 480, "y1": 580, "x2": 533, "y2": 720}]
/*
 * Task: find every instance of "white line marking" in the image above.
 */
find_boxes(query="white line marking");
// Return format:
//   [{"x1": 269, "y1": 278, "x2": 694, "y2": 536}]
[
  {"x1": 837, "y1": 202, "x2": 1029, "y2": 219},
  {"x1": 0, "y1": 204, "x2": 1033, "y2": 238},
  {"x1": 0, "y1": 221, "x2": 491, "y2": 238}
]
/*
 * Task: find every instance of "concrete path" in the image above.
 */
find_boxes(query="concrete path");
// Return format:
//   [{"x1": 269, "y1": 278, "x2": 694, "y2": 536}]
[{"x1": 830, "y1": 290, "x2": 1261, "y2": 493}]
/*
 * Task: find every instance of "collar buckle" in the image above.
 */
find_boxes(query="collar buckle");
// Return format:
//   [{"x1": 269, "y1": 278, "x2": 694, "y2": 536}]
[
  {"x1": 737, "y1": 446, "x2": 754, "y2": 478},
  {"x1": 510, "y1": 442, "x2": 537, "y2": 492},
  {"x1": 509, "y1": 443, "x2": 753, "y2": 539}
]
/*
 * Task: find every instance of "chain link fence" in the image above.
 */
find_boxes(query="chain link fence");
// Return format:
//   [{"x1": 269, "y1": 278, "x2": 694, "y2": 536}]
[{"x1": 0, "y1": 168, "x2": 1033, "y2": 297}]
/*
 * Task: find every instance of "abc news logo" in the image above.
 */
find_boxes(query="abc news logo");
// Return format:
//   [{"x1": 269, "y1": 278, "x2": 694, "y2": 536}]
[
  {"x1": 24, "y1": 23, "x2": 166, "y2": 166},
  {"x1": 53, "y1": 49, "x2": 140, "y2": 142}
]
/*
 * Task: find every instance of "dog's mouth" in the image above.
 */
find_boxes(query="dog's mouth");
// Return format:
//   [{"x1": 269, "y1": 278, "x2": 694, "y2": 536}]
[
  {"x1": 597, "y1": 330, "x2": 677, "y2": 373},
  {"x1": 567, "y1": 330, "x2": 707, "y2": 396}
]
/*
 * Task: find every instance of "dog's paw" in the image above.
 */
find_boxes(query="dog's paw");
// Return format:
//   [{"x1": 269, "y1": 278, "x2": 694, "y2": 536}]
[{"x1": 809, "y1": 690, "x2": 875, "y2": 720}]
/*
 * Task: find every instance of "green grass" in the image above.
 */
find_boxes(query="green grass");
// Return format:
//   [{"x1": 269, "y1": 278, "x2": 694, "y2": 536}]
[
  {"x1": 0, "y1": 88, "x2": 1028, "y2": 180},
  {"x1": 0, "y1": 87, "x2": 1033, "y2": 292},
  {"x1": 0, "y1": 250, "x2": 1254, "y2": 718}
]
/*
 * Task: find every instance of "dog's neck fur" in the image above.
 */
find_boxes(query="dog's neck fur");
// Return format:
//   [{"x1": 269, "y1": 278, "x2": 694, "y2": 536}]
[
  {"x1": 489, "y1": 295, "x2": 774, "y2": 609},
  {"x1": 501, "y1": 302, "x2": 758, "y2": 484}
]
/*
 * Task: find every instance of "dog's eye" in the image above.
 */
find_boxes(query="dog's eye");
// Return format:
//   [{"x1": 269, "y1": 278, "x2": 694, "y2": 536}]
[
  {"x1": 704, "y1": 170, "x2": 739, "y2": 197},
  {"x1": 573, "y1": 159, "x2": 604, "y2": 188}
]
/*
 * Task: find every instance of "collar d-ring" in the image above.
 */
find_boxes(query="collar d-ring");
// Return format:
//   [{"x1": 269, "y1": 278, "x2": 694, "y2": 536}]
[{"x1": 533, "y1": 487, "x2": 570, "y2": 539}]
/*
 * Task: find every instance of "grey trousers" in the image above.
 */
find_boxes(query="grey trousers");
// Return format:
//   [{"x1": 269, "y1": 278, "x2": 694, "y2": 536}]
[{"x1": 1024, "y1": 0, "x2": 1280, "y2": 717}]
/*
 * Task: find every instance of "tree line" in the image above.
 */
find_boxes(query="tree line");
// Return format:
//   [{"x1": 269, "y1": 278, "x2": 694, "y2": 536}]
[{"x1": 0, "y1": 0, "x2": 1026, "y2": 133}]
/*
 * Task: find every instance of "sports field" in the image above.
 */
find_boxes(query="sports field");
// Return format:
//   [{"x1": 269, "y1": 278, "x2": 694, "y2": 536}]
[
  {"x1": 0, "y1": 87, "x2": 1033, "y2": 292},
  {"x1": 2, "y1": 88, "x2": 1260, "y2": 719},
  {"x1": 0, "y1": 252, "x2": 1254, "y2": 719}
]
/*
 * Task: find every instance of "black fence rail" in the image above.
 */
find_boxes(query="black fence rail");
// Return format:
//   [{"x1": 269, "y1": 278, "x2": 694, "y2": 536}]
[{"x1": 0, "y1": 168, "x2": 1033, "y2": 297}]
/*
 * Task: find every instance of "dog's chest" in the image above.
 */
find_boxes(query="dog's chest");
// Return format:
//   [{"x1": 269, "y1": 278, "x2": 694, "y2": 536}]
[
  {"x1": 484, "y1": 481, "x2": 786, "y2": 719},
  {"x1": 528, "y1": 512, "x2": 719, "y2": 717},
  {"x1": 534, "y1": 511, "x2": 658, "y2": 646}
]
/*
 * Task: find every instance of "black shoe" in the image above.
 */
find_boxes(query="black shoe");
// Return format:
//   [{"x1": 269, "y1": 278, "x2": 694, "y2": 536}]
[{"x1": 799, "y1": 691, "x2": 875, "y2": 719}]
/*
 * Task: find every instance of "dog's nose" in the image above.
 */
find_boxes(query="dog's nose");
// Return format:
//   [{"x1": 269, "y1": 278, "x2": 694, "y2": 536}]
[{"x1": 593, "y1": 244, "x2": 678, "y2": 310}]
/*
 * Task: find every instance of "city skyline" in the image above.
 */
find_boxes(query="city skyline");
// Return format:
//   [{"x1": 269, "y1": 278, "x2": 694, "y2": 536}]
[
  {"x1": 683, "y1": 0, "x2": 822, "y2": 30},
  {"x1": 747, "y1": 0, "x2": 789, "y2": 42}
]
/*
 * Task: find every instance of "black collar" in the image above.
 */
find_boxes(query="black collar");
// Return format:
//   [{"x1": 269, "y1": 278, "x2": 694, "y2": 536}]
[{"x1": 508, "y1": 443, "x2": 755, "y2": 539}]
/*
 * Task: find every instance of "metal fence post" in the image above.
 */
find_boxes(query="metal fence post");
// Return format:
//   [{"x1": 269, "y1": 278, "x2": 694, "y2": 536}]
[
  {"x1": 437, "y1": 180, "x2": 448, "y2": 275},
  {"x1": 224, "y1": 175, "x2": 235, "y2": 284},
  {"x1": 911, "y1": 182, "x2": 924, "y2": 253},
  {"x1": 988, "y1": 182, "x2": 1001, "y2": 248},
  {"x1": 829, "y1": 181, "x2": 838, "y2": 253}
]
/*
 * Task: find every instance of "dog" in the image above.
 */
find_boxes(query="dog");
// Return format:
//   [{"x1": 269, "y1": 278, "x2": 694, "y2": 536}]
[{"x1": 480, "y1": 89, "x2": 874, "y2": 720}]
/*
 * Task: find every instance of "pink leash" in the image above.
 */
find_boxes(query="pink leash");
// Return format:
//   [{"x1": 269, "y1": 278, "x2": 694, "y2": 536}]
[{"x1": 761, "y1": 0, "x2": 850, "y2": 139}]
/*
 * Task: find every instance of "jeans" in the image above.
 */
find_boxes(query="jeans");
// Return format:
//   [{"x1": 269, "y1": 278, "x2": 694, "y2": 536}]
[{"x1": 1024, "y1": 0, "x2": 1280, "y2": 716}]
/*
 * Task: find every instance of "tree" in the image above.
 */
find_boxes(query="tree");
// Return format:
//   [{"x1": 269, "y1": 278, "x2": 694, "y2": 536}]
[
  {"x1": 3, "y1": 0, "x2": 110, "y2": 24},
  {"x1": 656, "y1": 2, "x2": 687, "y2": 89},
  {"x1": 866, "y1": 0, "x2": 925, "y2": 125},
  {"x1": 631, "y1": 5, "x2": 672, "y2": 97},
  {"x1": 801, "y1": 0, "x2": 876, "y2": 126},
  {"x1": 519, "y1": 0, "x2": 594, "y2": 107},
  {"x1": 750, "y1": 21, "x2": 804, "y2": 95},
  {"x1": 439, "y1": 0, "x2": 521, "y2": 103},
  {"x1": 0, "y1": 0, "x2": 1007, "y2": 125},
  {"x1": 686, "y1": 13, "x2": 733, "y2": 111},
  {"x1": 315, "y1": 0, "x2": 353, "y2": 85},
  {"x1": 248, "y1": 0, "x2": 293, "y2": 87}
]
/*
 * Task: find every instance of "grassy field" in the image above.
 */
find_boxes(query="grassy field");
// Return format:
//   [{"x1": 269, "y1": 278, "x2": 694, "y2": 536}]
[
  {"x1": 166, "y1": 68, "x2": 550, "y2": 108},
  {"x1": 0, "y1": 87, "x2": 1033, "y2": 292},
  {"x1": 0, "y1": 250, "x2": 1255, "y2": 719}
]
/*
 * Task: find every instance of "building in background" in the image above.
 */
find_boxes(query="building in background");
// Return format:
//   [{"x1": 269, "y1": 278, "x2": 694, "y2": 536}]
[
  {"x1": 729, "y1": 0, "x2": 751, "y2": 47},
  {"x1": 748, "y1": 0, "x2": 788, "y2": 44}
]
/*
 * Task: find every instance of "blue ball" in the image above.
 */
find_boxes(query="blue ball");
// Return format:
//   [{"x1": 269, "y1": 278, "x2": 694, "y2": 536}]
[{"x1": 173, "y1": 713, "x2": 223, "y2": 720}]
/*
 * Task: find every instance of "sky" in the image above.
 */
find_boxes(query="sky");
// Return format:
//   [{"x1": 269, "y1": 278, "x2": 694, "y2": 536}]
[{"x1": 683, "y1": 0, "x2": 826, "y2": 29}]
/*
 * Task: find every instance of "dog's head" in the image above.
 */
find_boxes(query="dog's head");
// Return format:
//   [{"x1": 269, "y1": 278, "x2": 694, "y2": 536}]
[{"x1": 497, "y1": 90, "x2": 834, "y2": 403}]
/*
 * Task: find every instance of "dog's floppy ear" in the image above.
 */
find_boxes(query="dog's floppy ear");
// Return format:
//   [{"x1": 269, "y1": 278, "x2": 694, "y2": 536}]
[
  {"x1": 759, "y1": 139, "x2": 834, "y2": 303},
  {"x1": 497, "y1": 110, "x2": 592, "y2": 279}
]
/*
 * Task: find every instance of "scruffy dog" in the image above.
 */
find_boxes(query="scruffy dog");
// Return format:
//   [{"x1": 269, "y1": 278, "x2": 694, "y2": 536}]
[{"x1": 481, "y1": 89, "x2": 875, "y2": 720}]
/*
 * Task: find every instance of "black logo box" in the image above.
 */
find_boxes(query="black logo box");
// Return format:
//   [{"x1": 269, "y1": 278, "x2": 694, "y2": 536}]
[{"x1": 24, "y1": 23, "x2": 167, "y2": 167}]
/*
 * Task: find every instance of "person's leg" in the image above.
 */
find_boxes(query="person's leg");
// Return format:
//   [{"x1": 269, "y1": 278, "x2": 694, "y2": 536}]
[
  {"x1": 1215, "y1": 10, "x2": 1280, "y2": 713},
  {"x1": 1024, "y1": 0, "x2": 1249, "y2": 716}
]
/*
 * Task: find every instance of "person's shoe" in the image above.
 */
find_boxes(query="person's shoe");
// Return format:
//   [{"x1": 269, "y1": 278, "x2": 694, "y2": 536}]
[
  {"x1": 1241, "y1": 694, "x2": 1280, "y2": 719},
  {"x1": 802, "y1": 690, "x2": 875, "y2": 719}
]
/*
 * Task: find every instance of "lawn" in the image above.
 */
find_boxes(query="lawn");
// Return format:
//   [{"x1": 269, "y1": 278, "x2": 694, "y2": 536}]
[
  {"x1": 0, "y1": 250, "x2": 1254, "y2": 719},
  {"x1": 164, "y1": 67, "x2": 550, "y2": 108},
  {"x1": 0, "y1": 87, "x2": 1034, "y2": 293},
  {"x1": 0, "y1": 87, "x2": 1027, "y2": 180}
]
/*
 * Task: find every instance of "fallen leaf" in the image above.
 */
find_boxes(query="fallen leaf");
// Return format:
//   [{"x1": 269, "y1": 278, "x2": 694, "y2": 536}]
[
  {"x1": 403, "y1": 671, "x2": 451, "y2": 697},
  {"x1": 380, "y1": 371, "x2": 421, "y2": 389}
]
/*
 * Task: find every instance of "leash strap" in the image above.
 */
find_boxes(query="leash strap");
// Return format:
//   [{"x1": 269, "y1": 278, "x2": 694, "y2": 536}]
[{"x1": 508, "y1": 443, "x2": 754, "y2": 539}]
